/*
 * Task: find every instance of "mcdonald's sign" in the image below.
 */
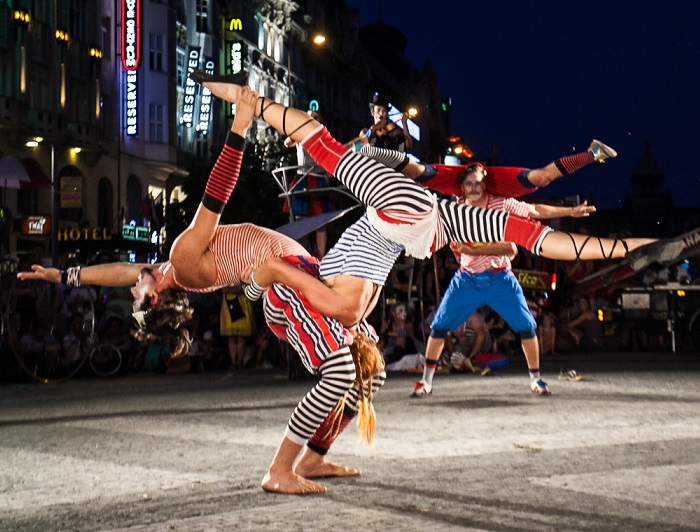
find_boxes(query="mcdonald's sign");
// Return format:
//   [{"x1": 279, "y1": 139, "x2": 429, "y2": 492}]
[{"x1": 229, "y1": 18, "x2": 243, "y2": 31}]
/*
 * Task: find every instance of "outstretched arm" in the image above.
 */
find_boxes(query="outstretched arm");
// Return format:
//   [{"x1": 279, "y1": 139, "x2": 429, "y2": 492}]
[
  {"x1": 17, "y1": 262, "x2": 150, "y2": 287},
  {"x1": 450, "y1": 241, "x2": 518, "y2": 257},
  {"x1": 528, "y1": 200, "x2": 595, "y2": 219}
]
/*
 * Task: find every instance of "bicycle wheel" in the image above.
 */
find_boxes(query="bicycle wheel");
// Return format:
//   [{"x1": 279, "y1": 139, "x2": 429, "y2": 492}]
[
  {"x1": 89, "y1": 343, "x2": 122, "y2": 377},
  {"x1": 11, "y1": 282, "x2": 92, "y2": 382}
]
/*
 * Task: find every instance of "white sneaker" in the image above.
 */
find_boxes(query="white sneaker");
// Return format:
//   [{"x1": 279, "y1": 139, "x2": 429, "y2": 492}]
[
  {"x1": 410, "y1": 380, "x2": 432, "y2": 398},
  {"x1": 531, "y1": 379, "x2": 552, "y2": 396},
  {"x1": 589, "y1": 139, "x2": 617, "y2": 163}
]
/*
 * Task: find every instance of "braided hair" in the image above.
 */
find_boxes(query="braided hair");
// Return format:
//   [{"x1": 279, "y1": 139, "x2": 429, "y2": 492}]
[{"x1": 323, "y1": 332, "x2": 384, "y2": 445}]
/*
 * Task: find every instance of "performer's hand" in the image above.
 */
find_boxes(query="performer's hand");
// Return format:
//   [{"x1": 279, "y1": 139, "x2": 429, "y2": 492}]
[
  {"x1": 570, "y1": 200, "x2": 596, "y2": 218},
  {"x1": 231, "y1": 86, "x2": 258, "y2": 136},
  {"x1": 17, "y1": 264, "x2": 60, "y2": 283},
  {"x1": 450, "y1": 242, "x2": 480, "y2": 254}
]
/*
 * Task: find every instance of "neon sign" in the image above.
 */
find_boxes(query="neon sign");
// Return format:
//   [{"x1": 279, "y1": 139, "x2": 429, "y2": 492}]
[
  {"x1": 182, "y1": 49, "x2": 200, "y2": 128},
  {"x1": 309, "y1": 100, "x2": 319, "y2": 111},
  {"x1": 125, "y1": 71, "x2": 137, "y2": 135},
  {"x1": 122, "y1": 0, "x2": 140, "y2": 136},
  {"x1": 121, "y1": 0, "x2": 140, "y2": 71},
  {"x1": 122, "y1": 223, "x2": 150, "y2": 242},
  {"x1": 229, "y1": 18, "x2": 243, "y2": 31},
  {"x1": 230, "y1": 42, "x2": 243, "y2": 74},
  {"x1": 196, "y1": 60, "x2": 214, "y2": 134}
]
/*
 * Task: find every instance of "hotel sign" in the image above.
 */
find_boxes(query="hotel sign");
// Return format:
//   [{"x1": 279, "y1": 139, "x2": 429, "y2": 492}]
[{"x1": 58, "y1": 227, "x2": 113, "y2": 241}]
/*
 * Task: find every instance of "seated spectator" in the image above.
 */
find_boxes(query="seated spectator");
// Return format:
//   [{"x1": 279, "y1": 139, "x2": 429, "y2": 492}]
[
  {"x1": 449, "y1": 310, "x2": 505, "y2": 375},
  {"x1": 378, "y1": 302, "x2": 423, "y2": 371},
  {"x1": 61, "y1": 312, "x2": 86, "y2": 365},
  {"x1": 18, "y1": 320, "x2": 61, "y2": 368},
  {"x1": 452, "y1": 310, "x2": 493, "y2": 358},
  {"x1": 485, "y1": 312, "x2": 518, "y2": 357},
  {"x1": 99, "y1": 316, "x2": 134, "y2": 374},
  {"x1": 559, "y1": 297, "x2": 603, "y2": 351},
  {"x1": 538, "y1": 312, "x2": 557, "y2": 356}
]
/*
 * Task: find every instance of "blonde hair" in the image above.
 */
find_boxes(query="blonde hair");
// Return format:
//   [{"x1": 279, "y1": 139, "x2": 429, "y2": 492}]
[{"x1": 324, "y1": 332, "x2": 385, "y2": 445}]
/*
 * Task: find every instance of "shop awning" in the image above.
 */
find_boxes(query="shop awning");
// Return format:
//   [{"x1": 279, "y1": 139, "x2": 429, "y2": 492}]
[{"x1": 20, "y1": 159, "x2": 53, "y2": 189}]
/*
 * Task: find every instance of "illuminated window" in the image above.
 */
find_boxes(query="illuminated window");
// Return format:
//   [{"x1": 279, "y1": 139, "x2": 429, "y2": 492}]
[
  {"x1": 176, "y1": 48, "x2": 186, "y2": 87},
  {"x1": 266, "y1": 27, "x2": 274, "y2": 57},
  {"x1": 257, "y1": 18, "x2": 266, "y2": 50},
  {"x1": 149, "y1": 103, "x2": 164, "y2": 143},
  {"x1": 149, "y1": 33, "x2": 164, "y2": 72},
  {"x1": 273, "y1": 30, "x2": 282, "y2": 62}
]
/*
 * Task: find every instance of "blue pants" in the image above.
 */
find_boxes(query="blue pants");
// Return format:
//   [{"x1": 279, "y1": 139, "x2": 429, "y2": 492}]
[{"x1": 430, "y1": 269, "x2": 536, "y2": 339}]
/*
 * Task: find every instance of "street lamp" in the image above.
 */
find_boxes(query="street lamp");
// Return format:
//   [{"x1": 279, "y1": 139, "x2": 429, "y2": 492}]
[{"x1": 287, "y1": 29, "x2": 327, "y2": 107}]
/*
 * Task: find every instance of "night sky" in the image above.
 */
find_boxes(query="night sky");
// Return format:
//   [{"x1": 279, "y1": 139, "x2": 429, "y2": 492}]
[{"x1": 346, "y1": 0, "x2": 700, "y2": 208}]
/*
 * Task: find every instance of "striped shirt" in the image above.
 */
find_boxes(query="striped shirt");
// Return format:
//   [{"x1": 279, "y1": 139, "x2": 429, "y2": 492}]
[
  {"x1": 455, "y1": 195, "x2": 530, "y2": 274},
  {"x1": 180, "y1": 223, "x2": 308, "y2": 292},
  {"x1": 319, "y1": 214, "x2": 403, "y2": 285}
]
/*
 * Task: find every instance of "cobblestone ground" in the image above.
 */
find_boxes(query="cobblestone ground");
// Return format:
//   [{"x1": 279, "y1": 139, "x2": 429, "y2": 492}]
[{"x1": 1, "y1": 351, "x2": 699, "y2": 531}]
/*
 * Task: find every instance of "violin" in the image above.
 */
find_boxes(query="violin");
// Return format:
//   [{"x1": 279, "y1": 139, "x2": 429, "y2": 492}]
[
  {"x1": 371, "y1": 120, "x2": 397, "y2": 137},
  {"x1": 343, "y1": 114, "x2": 406, "y2": 147}
]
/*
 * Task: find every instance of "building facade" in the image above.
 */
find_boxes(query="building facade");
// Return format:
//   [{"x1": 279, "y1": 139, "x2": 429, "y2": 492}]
[{"x1": 0, "y1": 0, "x2": 447, "y2": 265}]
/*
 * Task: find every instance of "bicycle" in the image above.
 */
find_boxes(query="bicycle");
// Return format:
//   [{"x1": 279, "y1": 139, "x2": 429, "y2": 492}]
[{"x1": 10, "y1": 281, "x2": 122, "y2": 382}]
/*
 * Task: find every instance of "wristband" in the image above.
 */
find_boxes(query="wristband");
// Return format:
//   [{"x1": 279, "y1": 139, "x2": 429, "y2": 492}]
[
  {"x1": 61, "y1": 266, "x2": 81, "y2": 287},
  {"x1": 243, "y1": 273, "x2": 265, "y2": 301}
]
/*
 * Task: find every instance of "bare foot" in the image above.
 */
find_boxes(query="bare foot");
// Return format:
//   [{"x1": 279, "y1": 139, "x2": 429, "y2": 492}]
[
  {"x1": 202, "y1": 81, "x2": 241, "y2": 103},
  {"x1": 261, "y1": 470, "x2": 327, "y2": 495},
  {"x1": 295, "y1": 452, "x2": 361, "y2": 479}
]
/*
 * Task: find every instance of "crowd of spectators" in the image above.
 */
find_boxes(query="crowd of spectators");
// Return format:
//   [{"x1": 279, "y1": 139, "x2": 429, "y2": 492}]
[{"x1": 2, "y1": 237, "x2": 697, "y2": 382}]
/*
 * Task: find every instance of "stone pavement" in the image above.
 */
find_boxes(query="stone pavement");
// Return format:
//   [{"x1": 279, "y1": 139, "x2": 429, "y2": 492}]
[{"x1": 1, "y1": 351, "x2": 699, "y2": 531}]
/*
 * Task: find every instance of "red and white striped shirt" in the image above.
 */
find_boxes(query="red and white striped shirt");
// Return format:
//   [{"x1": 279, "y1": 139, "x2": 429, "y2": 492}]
[
  {"x1": 179, "y1": 223, "x2": 308, "y2": 292},
  {"x1": 455, "y1": 195, "x2": 530, "y2": 274}
]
